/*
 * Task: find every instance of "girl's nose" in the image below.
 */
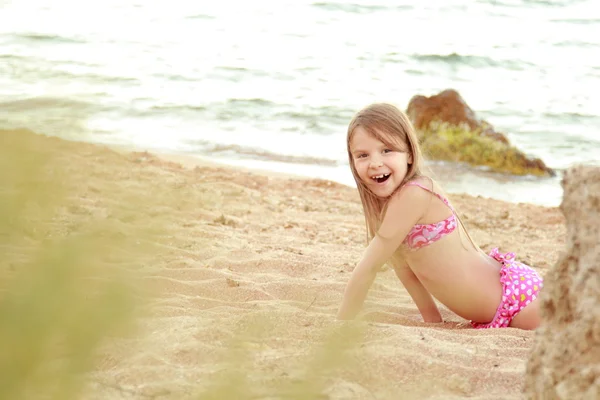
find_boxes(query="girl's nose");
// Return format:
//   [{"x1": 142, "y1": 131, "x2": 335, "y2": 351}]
[{"x1": 370, "y1": 158, "x2": 383, "y2": 168}]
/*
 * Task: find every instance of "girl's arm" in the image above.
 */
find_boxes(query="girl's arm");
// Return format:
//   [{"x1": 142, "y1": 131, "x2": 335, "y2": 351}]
[
  {"x1": 392, "y1": 260, "x2": 442, "y2": 323},
  {"x1": 336, "y1": 233, "x2": 396, "y2": 319},
  {"x1": 336, "y1": 186, "x2": 428, "y2": 320}
]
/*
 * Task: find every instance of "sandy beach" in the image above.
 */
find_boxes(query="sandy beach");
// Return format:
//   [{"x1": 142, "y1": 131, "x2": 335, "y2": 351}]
[{"x1": 3, "y1": 129, "x2": 566, "y2": 399}]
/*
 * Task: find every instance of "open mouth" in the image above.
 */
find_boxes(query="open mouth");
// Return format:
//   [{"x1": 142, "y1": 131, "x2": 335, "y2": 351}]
[{"x1": 371, "y1": 173, "x2": 391, "y2": 183}]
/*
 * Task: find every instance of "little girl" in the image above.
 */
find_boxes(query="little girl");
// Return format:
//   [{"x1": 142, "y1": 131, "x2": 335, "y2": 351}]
[{"x1": 337, "y1": 103, "x2": 543, "y2": 329}]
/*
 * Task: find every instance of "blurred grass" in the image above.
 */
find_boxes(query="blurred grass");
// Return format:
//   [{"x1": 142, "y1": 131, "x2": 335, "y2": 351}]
[
  {"x1": 194, "y1": 319, "x2": 364, "y2": 400},
  {"x1": 0, "y1": 129, "x2": 149, "y2": 399}
]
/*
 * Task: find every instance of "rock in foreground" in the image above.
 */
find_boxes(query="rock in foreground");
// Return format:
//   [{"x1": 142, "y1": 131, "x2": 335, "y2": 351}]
[{"x1": 524, "y1": 165, "x2": 600, "y2": 399}]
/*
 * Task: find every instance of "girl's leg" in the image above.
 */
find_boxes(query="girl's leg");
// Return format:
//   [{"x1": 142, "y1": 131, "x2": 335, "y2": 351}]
[{"x1": 509, "y1": 298, "x2": 541, "y2": 330}]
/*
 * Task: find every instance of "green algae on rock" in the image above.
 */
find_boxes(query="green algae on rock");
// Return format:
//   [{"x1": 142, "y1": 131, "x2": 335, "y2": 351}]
[
  {"x1": 407, "y1": 90, "x2": 555, "y2": 177},
  {"x1": 418, "y1": 122, "x2": 555, "y2": 177}
]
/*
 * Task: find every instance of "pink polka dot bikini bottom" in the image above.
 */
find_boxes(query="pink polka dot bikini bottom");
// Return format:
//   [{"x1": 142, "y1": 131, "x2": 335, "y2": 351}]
[{"x1": 471, "y1": 248, "x2": 544, "y2": 329}]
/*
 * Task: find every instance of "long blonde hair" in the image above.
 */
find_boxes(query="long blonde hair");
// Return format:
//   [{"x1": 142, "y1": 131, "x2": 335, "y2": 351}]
[
  {"x1": 347, "y1": 103, "x2": 481, "y2": 253},
  {"x1": 347, "y1": 103, "x2": 424, "y2": 241}
]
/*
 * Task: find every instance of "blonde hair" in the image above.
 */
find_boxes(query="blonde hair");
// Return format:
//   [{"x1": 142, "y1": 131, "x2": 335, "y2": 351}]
[
  {"x1": 347, "y1": 103, "x2": 423, "y2": 241},
  {"x1": 347, "y1": 103, "x2": 481, "y2": 254}
]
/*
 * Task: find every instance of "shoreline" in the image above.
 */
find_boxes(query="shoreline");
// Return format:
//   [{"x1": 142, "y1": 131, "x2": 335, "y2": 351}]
[{"x1": 103, "y1": 138, "x2": 564, "y2": 208}]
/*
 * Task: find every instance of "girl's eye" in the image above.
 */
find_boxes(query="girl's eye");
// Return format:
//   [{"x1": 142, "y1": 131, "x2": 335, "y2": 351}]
[
  {"x1": 357, "y1": 154, "x2": 367, "y2": 159},
  {"x1": 383, "y1": 149, "x2": 392, "y2": 154}
]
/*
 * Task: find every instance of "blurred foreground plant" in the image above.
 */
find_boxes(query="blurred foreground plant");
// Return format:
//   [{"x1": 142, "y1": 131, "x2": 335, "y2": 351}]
[
  {"x1": 0, "y1": 130, "x2": 364, "y2": 400},
  {"x1": 0, "y1": 130, "x2": 149, "y2": 399},
  {"x1": 194, "y1": 319, "x2": 364, "y2": 400}
]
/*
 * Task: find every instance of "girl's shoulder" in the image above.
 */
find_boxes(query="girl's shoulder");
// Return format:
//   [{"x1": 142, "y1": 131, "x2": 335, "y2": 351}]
[
  {"x1": 379, "y1": 180, "x2": 431, "y2": 238},
  {"x1": 397, "y1": 176, "x2": 452, "y2": 207},
  {"x1": 388, "y1": 177, "x2": 432, "y2": 208},
  {"x1": 401, "y1": 176, "x2": 435, "y2": 193}
]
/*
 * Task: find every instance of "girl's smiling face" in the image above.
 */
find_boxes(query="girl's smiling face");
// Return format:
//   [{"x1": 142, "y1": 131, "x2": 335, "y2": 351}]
[{"x1": 350, "y1": 126, "x2": 412, "y2": 199}]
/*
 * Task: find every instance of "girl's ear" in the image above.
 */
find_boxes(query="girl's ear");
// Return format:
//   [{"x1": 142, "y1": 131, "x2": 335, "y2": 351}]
[{"x1": 408, "y1": 153, "x2": 413, "y2": 165}]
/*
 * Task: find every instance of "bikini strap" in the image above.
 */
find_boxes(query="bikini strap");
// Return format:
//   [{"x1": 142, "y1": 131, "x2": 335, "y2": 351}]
[{"x1": 404, "y1": 181, "x2": 454, "y2": 211}]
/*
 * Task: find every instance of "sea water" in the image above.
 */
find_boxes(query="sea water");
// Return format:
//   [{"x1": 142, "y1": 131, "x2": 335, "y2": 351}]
[{"x1": 1, "y1": 0, "x2": 598, "y2": 206}]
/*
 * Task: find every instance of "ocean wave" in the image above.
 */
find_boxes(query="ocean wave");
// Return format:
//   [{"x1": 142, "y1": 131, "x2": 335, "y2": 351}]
[
  {"x1": 553, "y1": 40, "x2": 599, "y2": 48},
  {"x1": 0, "y1": 54, "x2": 100, "y2": 67},
  {"x1": 405, "y1": 68, "x2": 427, "y2": 76},
  {"x1": 144, "y1": 99, "x2": 352, "y2": 132},
  {"x1": 212, "y1": 65, "x2": 296, "y2": 81},
  {"x1": 214, "y1": 100, "x2": 352, "y2": 134},
  {"x1": 0, "y1": 97, "x2": 102, "y2": 138},
  {"x1": 0, "y1": 54, "x2": 28, "y2": 62},
  {"x1": 381, "y1": 52, "x2": 408, "y2": 63},
  {"x1": 311, "y1": 2, "x2": 410, "y2": 13},
  {"x1": 149, "y1": 104, "x2": 207, "y2": 113},
  {"x1": 14, "y1": 33, "x2": 84, "y2": 44},
  {"x1": 151, "y1": 73, "x2": 199, "y2": 82},
  {"x1": 155, "y1": 98, "x2": 275, "y2": 121},
  {"x1": 275, "y1": 106, "x2": 354, "y2": 126},
  {"x1": 478, "y1": 108, "x2": 531, "y2": 119},
  {"x1": 519, "y1": 0, "x2": 569, "y2": 7},
  {"x1": 215, "y1": 66, "x2": 250, "y2": 72},
  {"x1": 0, "y1": 97, "x2": 96, "y2": 112},
  {"x1": 0, "y1": 54, "x2": 135, "y2": 84},
  {"x1": 196, "y1": 142, "x2": 339, "y2": 166},
  {"x1": 5, "y1": 64, "x2": 138, "y2": 85},
  {"x1": 550, "y1": 18, "x2": 600, "y2": 25},
  {"x1": 65, "y1": 71, "x2": 138, "y2": 84},
  {"x1": 478, "y1": 0, "x2": 569, "y2": 8},
  {"x1": 226, "y1": 98, "x2": 275, "y2": 107},
  {"x1": 185, "y1": 14, "x2": 215, "y2": 20},
  {"x1": 541, "y1": 111, "x2": 600, "y2": 122},
  {"x1": 412, "y1": 53, "x2": 534, "y2": 70}
]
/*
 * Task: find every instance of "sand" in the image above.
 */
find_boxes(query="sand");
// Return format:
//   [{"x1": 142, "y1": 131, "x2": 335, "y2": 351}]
[{"x1": 3, "y1": 130, "x2": 566, "y2": 399}]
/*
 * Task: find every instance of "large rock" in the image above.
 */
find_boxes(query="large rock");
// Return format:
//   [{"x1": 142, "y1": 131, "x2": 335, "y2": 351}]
[
  {"x1": 406, "y1": 89, "x2": 554, "y2": 177},
  {"x1": 407, "y1": 89, "x2": 508, "y2": 143},
  {"x1": 524, "y1": 166, "x2": 600, "y2": 399}
]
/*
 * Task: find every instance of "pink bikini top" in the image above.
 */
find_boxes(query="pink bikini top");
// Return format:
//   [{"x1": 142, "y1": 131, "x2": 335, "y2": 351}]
[{"x1": 402, "y1": 182, "x2": 457, "y2": 251}]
